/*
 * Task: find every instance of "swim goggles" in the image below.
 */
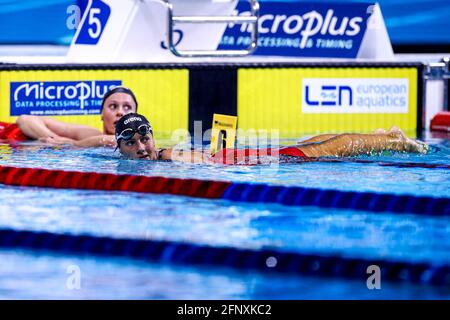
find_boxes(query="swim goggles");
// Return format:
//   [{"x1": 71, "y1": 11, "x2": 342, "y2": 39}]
[{"x1": 116, "y1": 124, "x2": 152, "y2": 142}]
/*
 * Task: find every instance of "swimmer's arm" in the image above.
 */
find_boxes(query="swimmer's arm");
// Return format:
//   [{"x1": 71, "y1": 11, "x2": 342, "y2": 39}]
[
  {"x1": 298, "y1": 133, "x2": 427, "y2": 157},
  {"x1": 17, "y1": 115, "x2": 101, "y2": 140},
  {"x1": 73, "y1": 135, "x2": 116, "y2": 147},
  {"x1": 17, "y1": 115, "x2": 59, "y2": 139},
  {"x1": 159, "y1": 148, "x2": 211, "y2": 164}
]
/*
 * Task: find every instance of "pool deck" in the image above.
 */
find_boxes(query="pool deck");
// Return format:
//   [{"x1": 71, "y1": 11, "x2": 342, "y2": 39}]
[{"x1": 0, "y1": 45, "x2": 448, "y2": 65}]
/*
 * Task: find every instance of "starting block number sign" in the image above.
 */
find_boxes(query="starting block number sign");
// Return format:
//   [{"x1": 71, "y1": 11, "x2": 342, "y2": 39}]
[
  {"x1": 67, "y1": 0, "x2": 237, "y2": 63},
  {"x1": 210, "y1": 114, "x2": 238, "y2": 155},
  {"x1": 68, "y1": 0, "x2": 137, "y2": 62},
  {"x1": 74, "y1": 0, "x2": 111, "y2": 45}
]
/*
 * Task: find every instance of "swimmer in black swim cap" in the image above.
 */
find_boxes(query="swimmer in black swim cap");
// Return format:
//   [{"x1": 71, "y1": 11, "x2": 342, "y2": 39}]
[
  {"x1": 115, "y1": 113, "x2": 208, "y2": 162},
  {"x1": 115, "y1": 113, "x2": 159, "y2": 160},
  {"x1": 115, "y1": 113, "x2": 428, "y2": 163}
]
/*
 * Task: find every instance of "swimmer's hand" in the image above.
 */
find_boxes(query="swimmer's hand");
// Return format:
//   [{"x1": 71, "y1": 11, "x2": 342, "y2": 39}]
[
  {"x1": 38, "y1": 135, "x2": 116, "y2": 148},
  {"x1": 73, "y1": 135, "x2": 116, "y2": 148},
  {"x1": 38, "y1": 136, "x2": 76, "y2": 145}
]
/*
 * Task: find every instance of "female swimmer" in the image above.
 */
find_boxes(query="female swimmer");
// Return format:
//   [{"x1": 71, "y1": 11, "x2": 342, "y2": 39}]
[
  {"x1": 114, "y1": 113, "x2": 429, "y2": 164},
  {"x1": 15, "y1": 86, "x2": 138, "y2": 147}
]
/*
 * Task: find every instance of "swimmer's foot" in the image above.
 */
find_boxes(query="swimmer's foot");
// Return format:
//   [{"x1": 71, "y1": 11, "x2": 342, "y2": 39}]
[
  {"x1": 413, "y1": 140, "x2": 429, "y2": 154},
  {"x1": 386, "y1": 126, "x2": 429, "y2": 154}
]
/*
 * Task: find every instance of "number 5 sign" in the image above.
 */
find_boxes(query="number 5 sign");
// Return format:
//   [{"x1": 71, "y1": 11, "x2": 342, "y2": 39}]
[
  {"x1": 74, "y1": 0, "x2": 111, "y2": 45},
  {"x1": 67, "y1": 0, "x2": 138, "y2": 62}
]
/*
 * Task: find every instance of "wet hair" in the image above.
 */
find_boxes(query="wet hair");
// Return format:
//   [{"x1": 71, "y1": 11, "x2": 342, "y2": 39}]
[{"x1": 101, "y1": 86, "x2": 138, "y2": 112}]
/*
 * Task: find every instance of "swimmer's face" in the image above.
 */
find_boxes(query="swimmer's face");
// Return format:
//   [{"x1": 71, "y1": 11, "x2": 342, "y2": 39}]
[
  {"x1": 102, "y1": 93, "x2": 137, "y2": 135},
  {"x1": 119, "y1": 132, "x2": 158, "y2": 160}
]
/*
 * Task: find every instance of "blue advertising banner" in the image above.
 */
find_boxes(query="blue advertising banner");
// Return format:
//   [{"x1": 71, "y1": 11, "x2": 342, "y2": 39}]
[
  {"x1": 10, "y1": 80, "x2": 121, "y2": 116},
  {"x1": 218, "y1": 1, "x2": 373, "y2": 58}
]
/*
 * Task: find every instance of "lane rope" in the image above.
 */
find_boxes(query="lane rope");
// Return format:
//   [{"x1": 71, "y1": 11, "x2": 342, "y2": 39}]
[
  {"x1": 0, "y1": 228, "x2": 448, "y2": 286},
  {"x1": 0, "y1": 165, "x2": 448, "y2": 216}
]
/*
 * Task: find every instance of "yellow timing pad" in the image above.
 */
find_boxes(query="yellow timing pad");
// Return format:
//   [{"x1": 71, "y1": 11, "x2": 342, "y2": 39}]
[
  {"x1": 210, "y1": 114, "x2": 238, "y2": 155},
  {"x1": 238, "y1": 68, "x2": 418, "y2": 138},
  {"x1": 0, "y1": 144, "x2": 12, "y2": 161},
  {"x1": 0, "y1": 69, "x2": 189, "y2": 139}
]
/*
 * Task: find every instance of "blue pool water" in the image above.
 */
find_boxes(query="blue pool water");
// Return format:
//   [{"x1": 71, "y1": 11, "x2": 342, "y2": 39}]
[
  {"x1": 1, "y1": 138, "x2": 449, "y2": 196},
  {"x1": 0, "y1": 136, "x2": 449, "y2": 299}
]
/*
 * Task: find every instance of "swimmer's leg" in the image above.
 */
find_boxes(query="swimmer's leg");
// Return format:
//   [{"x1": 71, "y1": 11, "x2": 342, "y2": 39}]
[
  {"x1": 297, "y1": 128, "x2": 429, "y2": 157},
  {"x1": 299, "y1": 128, "x2": 387, "y2": 144},
  {"x1": 373, "y1": 128, "x2": 386, "y2": 134},
  {"x1": 298, "y1": 134, "x2": 339, "y2": 144}
]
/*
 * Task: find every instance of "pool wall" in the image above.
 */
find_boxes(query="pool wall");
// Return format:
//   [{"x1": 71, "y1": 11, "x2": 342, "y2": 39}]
[{"x1": 0, "y1": 62, "x2": 423, "y2": 137}]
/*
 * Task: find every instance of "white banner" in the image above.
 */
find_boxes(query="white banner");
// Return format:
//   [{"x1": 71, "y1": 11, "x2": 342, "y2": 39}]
[{"x1": 302, "y1": 78, "x2": 409, "y2": 113}]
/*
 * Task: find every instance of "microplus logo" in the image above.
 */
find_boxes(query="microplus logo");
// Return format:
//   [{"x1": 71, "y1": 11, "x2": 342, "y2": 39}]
[
  {"x1": 302, "y1": 78, "x2": 409, "y2": 114},
  {"x1": 11, "y1": 80, "x2": 121, "y2": 116},
  {"x1": 219, "y1": 2, "x2": 371, "y2": 58},
  {"x1": 231, "y1": 9, "x2": 363, "y2": 49}
]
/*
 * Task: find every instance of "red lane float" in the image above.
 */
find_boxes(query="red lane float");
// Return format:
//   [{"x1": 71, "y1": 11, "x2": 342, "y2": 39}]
[
  {"x1": 0, "y1": 165, "x2": 231, "y2": 199},
  {"x1": 1, "y1": 164, "x2": 449, "y2": 217},
  {"x1": 0, "y1": 122, "x2": 29, "y2": 141},
  {"x1": 430, "y1": 111, "x2": 450, "y2": 132}
]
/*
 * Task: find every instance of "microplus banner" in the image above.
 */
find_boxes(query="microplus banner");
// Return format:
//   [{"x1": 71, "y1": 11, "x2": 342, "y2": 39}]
[
  {"x1": 10, "y1": 80, "x2": 121, "y2": 116},
  {"x1": 67, "y1": 0, "x2": 393, "y2": 62},
  {"x1": 219, "y1": 1, "x2": 372, "y2": 58}
]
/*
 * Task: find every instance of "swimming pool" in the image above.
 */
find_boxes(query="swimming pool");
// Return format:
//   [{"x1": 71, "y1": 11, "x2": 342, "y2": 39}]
[{"x1": 0, "y1": 136, "x2": 449, "y2": 299}]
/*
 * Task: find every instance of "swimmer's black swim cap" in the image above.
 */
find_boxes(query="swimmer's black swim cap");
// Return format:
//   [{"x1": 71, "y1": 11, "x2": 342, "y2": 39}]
[
  {"x1": 115, "y1": 113, "x2": 152, "y2": 145},
  {"x1": 101, "y1": 86, "x2": 138, "y2": 111}
]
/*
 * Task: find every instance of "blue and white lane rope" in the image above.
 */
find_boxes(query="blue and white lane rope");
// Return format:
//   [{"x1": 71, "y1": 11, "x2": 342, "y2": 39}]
[{"x1": 0, "y1": 228, "x2": 448, "y2": 286}]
